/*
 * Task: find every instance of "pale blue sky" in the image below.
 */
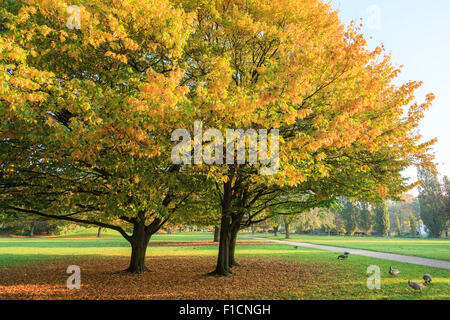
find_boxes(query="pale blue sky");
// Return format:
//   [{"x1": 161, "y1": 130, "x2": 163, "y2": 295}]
[{"x1": 333, "y1": 0, "x2": 450, "y2": 183}]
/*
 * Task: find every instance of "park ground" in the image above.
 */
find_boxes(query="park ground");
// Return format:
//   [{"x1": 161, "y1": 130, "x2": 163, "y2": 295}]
[{"x1": 0, "y1": 229, "x2": 449, "y2": 300}]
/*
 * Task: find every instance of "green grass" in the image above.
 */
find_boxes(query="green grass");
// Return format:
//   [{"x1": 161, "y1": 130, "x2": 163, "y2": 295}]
[
  {"x1": 251, "y1": 233, "x2": 450, "y2": 261},
  {"x1": 242, "y1": 244, "x2": 450, "y2": 300},
  {"x1": 0, "y1": 229, "x2": 219, "y2": 267},
  {"x1": 56, "y1": 227, "x2": 215, "y2": 241},
  {"x1": 0, "y1": 230, "x2": 449, "y2": 299}
]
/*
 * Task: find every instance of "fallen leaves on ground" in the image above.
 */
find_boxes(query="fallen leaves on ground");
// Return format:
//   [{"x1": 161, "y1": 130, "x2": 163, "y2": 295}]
[{"x1": 0, "y1": 256, "x2": 331, "y2": 300}]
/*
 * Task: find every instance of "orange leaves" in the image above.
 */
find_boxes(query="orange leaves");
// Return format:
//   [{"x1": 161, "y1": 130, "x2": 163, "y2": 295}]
[
  {"x1": 0, "y1": 255, "x2": 328, "y2": 300},
  {"x1": 360, "y1": 165, "x2": 370, "y2": 173},
  {"x1": 425, "y1": 93, "x2": 435, "y2": 103},
  {"x1": 202, "y1": 56, "x2": 234, "y2": 98},
  {"x1": 297, "y1": 108, "x2": 313, "y2": 120},
  {"x1": 0, "y1": 0, "x2": 437, "y2": 228},
  {"x1": 377, "y1": 186, "x2": 388, "y2": 199},
  {"x1": 138, "y1": 66, "x2": 187, "y2": 124},
  {"x1": 104, "y1": 51, "x2": 128, "y2": 64}
]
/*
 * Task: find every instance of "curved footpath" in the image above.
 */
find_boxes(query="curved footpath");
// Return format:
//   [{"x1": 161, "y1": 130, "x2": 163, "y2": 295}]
[{"x1": 243, "y1": 236, "x2": 450, "y2": 270}]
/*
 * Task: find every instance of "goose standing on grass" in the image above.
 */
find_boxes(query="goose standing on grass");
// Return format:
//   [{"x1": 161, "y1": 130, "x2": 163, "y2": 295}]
[
  {"x1": 408, "y1": 280, "x2": 426, "y2": 291},
  {"x1": 423, "y1": 274, "x2": 432, "y2": 285},
  {"x1": 337, "y1": 252, "x2": 349, "y2": 260},
  {"x1": 389, "y1": 266, "x2": 400, "y2": 276}
]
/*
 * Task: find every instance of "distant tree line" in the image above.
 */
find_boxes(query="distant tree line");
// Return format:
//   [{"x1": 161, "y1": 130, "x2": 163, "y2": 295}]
[
  {"x1": 265, "y1": 187, "x2": 449, "y2": 238},
  {"x1": 417, "y1": 168, "x2": 450, "y2": 237}
]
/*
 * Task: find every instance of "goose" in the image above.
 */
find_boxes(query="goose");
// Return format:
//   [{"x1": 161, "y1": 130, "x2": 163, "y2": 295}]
[
  {"x1": 337, "y1": 252, "x2": 349, "y2": 260},
  {"x1": 389, "y1": 266, "x2": 400, "y2": 276},
  {"x1": 423, "y1": 274, "x2": 432, "y2": 285},
  {"x1": 408, "y1": 280, "x2": 426, "y2": 291}
]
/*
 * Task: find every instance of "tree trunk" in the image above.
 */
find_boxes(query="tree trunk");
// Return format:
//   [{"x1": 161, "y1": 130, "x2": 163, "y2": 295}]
[
  {"x1": 213, "y1": 226, "x2": 220, "y2": 242},
  {"x1": 228, "y1": 217, "x2": 242, "y2": 268},
  {"x1": 97, "y1": 227, "x2": 102, "y2": 238},
  {"x1": 210, "y1": 181, "x2": 232, "y2": 276},
  {"x1": 212, "y1": 215, "x2": 231, "y2": 275},
  {"x1": 273, "y1": 225, "x2": 279, "y2": 237},
  {"x1": 285, "y1": 223, "x2": 290, "y2": 239},
  {"x1": 29, "y1": 221, "x2": 35, "y2": 238},
  {"x1": 229, "y1": 230, "x2": 238, "y2": 267},
  {"x1": 125, "y1": 222, "x2": 152, "y2": 273},
  {"x1": 251, "y1": 225, "x2": 255, "y2": 235}
]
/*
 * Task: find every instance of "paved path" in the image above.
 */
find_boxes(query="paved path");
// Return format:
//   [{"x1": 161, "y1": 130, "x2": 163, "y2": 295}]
[{"x1": 243, "y1": 236, "x2": 450, "y2": 270}]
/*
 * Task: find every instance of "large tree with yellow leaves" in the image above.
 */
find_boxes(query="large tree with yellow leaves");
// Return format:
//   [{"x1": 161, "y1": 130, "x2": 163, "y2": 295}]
[
  {"x1": 177, "y1": 0, "x2": 435, "y2": 275},
  {"x1": 0, "y1": 0, "x2": 198, "y2": 273}
]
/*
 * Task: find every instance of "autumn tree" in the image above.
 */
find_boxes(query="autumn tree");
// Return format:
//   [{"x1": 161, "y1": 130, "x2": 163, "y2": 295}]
[
  {"x1": 0, "y1": 0, "x2": 198, "y2": 273},
  {"x1": 268, "y1": 215, "x2": 283, "y2": 237},
  {"x1": 294, "y1": 207, "x2": 335, "y2": 234},
  {"x1": 388, "y1": 193, "x2": 420, "y2": 230},
  {"x1": 175, "y1": 0, "x2": 435, "y2": 275},
  {"x1": 282, "y1": 214, "x2": 299, "y2": 239}
]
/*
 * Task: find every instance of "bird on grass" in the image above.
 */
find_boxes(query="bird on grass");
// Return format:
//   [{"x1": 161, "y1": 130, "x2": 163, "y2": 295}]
[
  {"x1": 294, "y1": 246, "x2": 298, "y2": 249},
  {"x1": 423, "y1": 274, "x2": 432, "y2": 285},
  {"x1": 337, "y1": 252, "x2": 350, "y2": 260},
  {"x1": 389, "y1": 266, "x2": 400, "y2": 276},
  {"x1": 408, "y1": 280, "x2": 426, "y2": 292}
]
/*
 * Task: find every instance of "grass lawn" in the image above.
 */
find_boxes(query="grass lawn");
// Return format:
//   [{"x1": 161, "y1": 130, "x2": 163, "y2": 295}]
[
  {"x1": 56, "y1": 227, "x2": 216, "y2": 241},
  {"x1": 251, "y1": 233, "x2": 450, "y2": 261},
  {"x1": 240, "y1": 245, "x2": 450, "y2": 300},
  {"x1": 0, "y1": 229, "x2": 449, "y2": 299}
]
